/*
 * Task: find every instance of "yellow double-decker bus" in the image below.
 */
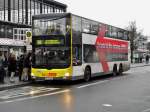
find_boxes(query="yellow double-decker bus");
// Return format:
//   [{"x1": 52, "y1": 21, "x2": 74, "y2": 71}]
[{"x1": 31, "y1": 13, "x2": 130, "y2": 81}]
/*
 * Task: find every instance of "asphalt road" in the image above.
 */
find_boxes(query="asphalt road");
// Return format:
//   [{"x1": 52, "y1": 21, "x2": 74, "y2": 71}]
[{"x1": 0, "y1": 66, "x2": 150, "y2": 112}]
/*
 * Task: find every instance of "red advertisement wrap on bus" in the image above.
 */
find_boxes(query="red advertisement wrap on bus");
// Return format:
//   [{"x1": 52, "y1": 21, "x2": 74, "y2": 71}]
[{"x1": 95, "y1": 25, "x2": 128, "y2": 72}]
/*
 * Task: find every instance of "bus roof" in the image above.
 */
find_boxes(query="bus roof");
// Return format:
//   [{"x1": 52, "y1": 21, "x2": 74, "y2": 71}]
[{"x1": 32, "y1": 13, "x2": 129, "y2": 32}]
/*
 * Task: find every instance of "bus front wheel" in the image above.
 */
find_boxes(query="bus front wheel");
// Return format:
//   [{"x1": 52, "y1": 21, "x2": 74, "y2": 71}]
[{"x1": 84, "y1": 67, "x2": 91, "y2": 82}]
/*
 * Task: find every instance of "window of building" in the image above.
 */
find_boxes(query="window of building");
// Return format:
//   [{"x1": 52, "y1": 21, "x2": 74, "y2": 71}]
[
  {"x1": 1, "y1": 27, "x2": 4, "y2": 33},
  {"x1": 22, "y1": 0, "x2": 26, "y2": 24},
  {"x1": 14, "y1": 35, "x2": 17, "y2": 40},
  {"x1": 0, "y1": 0, "x2": 4, "y2": 21},
  {"x1": 5, "y1": 0, "x2": 8, "y2": 21},
  {"x1": 45, "y1": 5, "x2": 47, "y2": 14},
  {"x1": 0, "y1": 25, "x2": 5, "y2": 38},
  {"x1": 27, "y1": 0, "x2": 31, "y2": 25},
  {"x1": 21, "y1": 35, "x2": 24, "y2": 40},
  {"x1": 35, "y1": 1, "x2": 38, "y2": 15},
  {"x1": 18, "y1": 0, "x2": 23, "y2": 23},
  {"x1": 42, "y1": 3, "x2": 45, "y2": 13},
  {"x1": 7, "y1": 26, "x2": 13, "y2": 39},
  {"x1": 50, "y1": 6, "x2": 53, "y2": 13},
  {"x1": 31, "y1": 0, "x2": 34, "y2": 16},
  {"x1": 37, "y1": 2, "x2": 40, "y2": 14}
]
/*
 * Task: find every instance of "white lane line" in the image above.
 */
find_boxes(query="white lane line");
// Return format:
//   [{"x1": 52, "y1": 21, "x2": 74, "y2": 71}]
[
  {"x1": 102, "y1": 104, "x2": 112, "y2": 107},
  {"x1": 77, "y1": 80, "x2": 109, "y2": 89},
  {"x1": 142, "y1": 108, "x2": 150, "y2": 112},
  {"x1": 0, "y1": 89, "x2": 70, "y2": 104}
]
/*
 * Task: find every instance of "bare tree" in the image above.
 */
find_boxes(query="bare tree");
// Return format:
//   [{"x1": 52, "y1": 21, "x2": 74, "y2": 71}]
[
  {"x1": 126, "y1": 21, "x2": 148, "y2": 63},
  {"x1": 126, "y1": 21, "x2": 137, "y2": 63}
]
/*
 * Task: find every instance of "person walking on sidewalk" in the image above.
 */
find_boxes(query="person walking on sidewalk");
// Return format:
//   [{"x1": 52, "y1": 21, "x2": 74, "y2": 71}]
[
  {"x1": 146, "y1": 55, "x2": 149, "y2": 64},
  {"x1": 18, "y1": 55, "x2": 24, "y2": 81},
  {"x1": 0, "y1": 52, "x2": 5, "y2": 84},
  {"x1": 8, "y1": 54, "x2": 17, "y2": 82},
  {"x1": 22, "y1": 53, "x2": 31, "y2": 81},
  {"x1": 3, "y1": 52, "x2": 8, "y2": 77}
]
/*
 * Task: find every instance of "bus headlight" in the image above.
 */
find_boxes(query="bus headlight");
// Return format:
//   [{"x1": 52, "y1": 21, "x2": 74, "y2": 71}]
[
  {"x1": 65, "y1": 72, "x2": 70, "y2": 77},
  {"x1": 31, "y1": 73, "x2": 35, "y2": 76}
]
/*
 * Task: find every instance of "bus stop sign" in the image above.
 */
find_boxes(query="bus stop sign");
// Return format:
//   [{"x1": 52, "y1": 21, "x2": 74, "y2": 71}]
[{"x1": 26, "y1": 31, "x2": 32, "y2": 38}]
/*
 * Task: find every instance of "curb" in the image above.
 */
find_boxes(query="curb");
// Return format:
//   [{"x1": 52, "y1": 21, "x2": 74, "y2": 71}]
[
  {"x1": 131, "y1": 64, "x2": 150, "y2": 68},
  {"x1": 0, "y1": 82, "x2": 31, "y2": 91}
]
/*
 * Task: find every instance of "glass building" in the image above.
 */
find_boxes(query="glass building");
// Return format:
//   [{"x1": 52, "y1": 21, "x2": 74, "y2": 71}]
[{"x1": 0, "y1": 0, "x2": 67, "y2": 57}]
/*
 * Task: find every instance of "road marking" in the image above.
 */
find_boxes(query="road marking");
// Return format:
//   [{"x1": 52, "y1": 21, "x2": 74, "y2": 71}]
[
  {"x1": 102, "y1": 104, "x2": 112, "y2": 107},
  {"x1": 0, "y1": 89, "x2": 70, "y2": 104},
  {"x1": 77, "y1": 80, "x2": 109, "y2": 89},
  {"x1": 0, "y1": 86, "x2": 59, "y2": 100},
  {"x1": 0, "y1": 88, "x2": 59, "y2": 99},
  {"x1": 142, "y1": 108, "x2": 150, "y2": 112}
]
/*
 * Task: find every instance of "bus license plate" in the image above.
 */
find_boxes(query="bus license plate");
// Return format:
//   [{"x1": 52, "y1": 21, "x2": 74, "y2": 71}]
[
  {"x1": 47, "y1": 73, "x2": 57, "y2": 77},
  {"x1": 45, "y1": 77, "x2": 53, "y2": 80}
]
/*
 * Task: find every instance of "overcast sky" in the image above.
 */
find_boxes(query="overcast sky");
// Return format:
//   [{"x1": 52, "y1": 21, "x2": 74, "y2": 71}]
[{"x1": 58, "y1": 0, "x2": 150, "y2": 36}]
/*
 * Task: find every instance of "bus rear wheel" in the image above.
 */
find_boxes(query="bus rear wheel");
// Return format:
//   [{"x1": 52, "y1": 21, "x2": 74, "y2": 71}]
[
  {"x1": 113, "y1": 64, "x2": 117, "y2": 76},
  {"x1": 84, "y1": 67, "x2": 91, "y2": 82}
]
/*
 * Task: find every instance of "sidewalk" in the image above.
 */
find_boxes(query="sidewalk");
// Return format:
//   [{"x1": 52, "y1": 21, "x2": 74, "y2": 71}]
[
  {"x1": 0, "y1": 76, "x2": 30, "y2": 91},
  {"x1": 131, "y1": 62, "x2": 150, "y2": 68}
]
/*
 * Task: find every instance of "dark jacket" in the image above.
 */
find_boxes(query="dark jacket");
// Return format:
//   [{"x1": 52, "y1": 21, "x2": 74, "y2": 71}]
[
  {"x1": 23, "y1": 56, "x2": 31, "y2": 68},
  {"x1": 146, "y1": 55, "x2": 149, "y2": 60},
  {"x1": 0, "y1": 67, "x2": 5, "y2": 82},
  {"x1": 3, "y1": 57, "x2": 8, "y2": 68},
  {"x1": 18, "y1": 56, "x2": 24, "y2": 69},
  {"x1": 8, "y1": 58, "x2": 17, "y2": 72}
]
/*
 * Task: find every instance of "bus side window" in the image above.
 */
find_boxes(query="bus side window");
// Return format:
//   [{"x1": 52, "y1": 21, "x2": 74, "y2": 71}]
[{"x1": 73, "y1": 46, "x2": 82, "y2": 66}]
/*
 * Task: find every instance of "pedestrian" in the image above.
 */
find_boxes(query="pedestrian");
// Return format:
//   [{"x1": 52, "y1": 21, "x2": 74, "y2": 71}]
[
  {"x1": 3, "y1": 52, "x2": 8, "y2": 77},
  {"x1": 18, "y1": 55, "x2": 24, "y2": 81},
  {"x1": 22, "y1": 52, "x2": 31, "y2": 81},
  {"x1": 145, "y1": 55, "x2": 149, "y2": 64},
  {"x1": 8, "y1": 54, "x2": 17, "y2": 82},
  {"x1": 139, "y1": 56, "x2": 143, "y2": 63},
  {"x1": 0, "y1": 52, "x2": 5, "y2": 84}
]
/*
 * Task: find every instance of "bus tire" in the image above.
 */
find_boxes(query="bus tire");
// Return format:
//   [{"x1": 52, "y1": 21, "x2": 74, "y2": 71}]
[
  {"x1": 113, "y1": 64, "x2": 117, "y2": 76},
  {"x1": 118, "y1": 64, "x2": 123, "y2": 75},
  {"x1": 84, "y1": 66, "x2": 91, "y2": 82}
]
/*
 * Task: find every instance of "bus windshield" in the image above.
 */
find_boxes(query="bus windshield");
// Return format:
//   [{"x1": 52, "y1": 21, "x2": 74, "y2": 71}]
[
  {"x1": 32, "y1": 14, "x2": 71, "y2": 68},
  {"x1": 34, "y1": 46, "x2": 70, "y2": 68},
  {"x1": 33, "y1": 16, "x2": 70, "y2": 36}
]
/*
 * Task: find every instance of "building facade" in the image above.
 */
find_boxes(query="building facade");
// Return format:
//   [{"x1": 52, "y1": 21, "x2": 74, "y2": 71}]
[
  {"x1": 133, "y1": 35, "x2": 148, "y2": 63},
  {"x1": 0, "y1": 0, "x2": 67, "y2": 57}
]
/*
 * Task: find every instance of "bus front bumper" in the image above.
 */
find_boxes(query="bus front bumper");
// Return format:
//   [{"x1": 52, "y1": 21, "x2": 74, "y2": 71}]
[{"x1": 31, "y1": 75, "x2": 72, "y2": 81}]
